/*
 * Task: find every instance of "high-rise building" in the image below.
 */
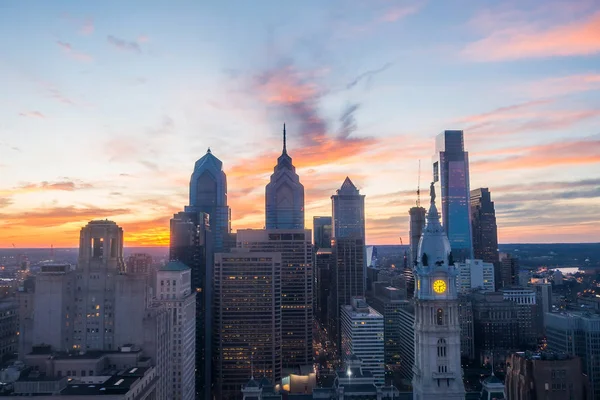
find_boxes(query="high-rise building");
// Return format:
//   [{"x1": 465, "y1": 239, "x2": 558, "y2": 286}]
[
  {"x1": 472, "y1": 291, "x2": 520, "y2": 364},
  {"x1": 407, "y1": 206, "x2": 426, "y2": 298},
  {"x1": 315, "y1": 248, "x2": 333, "y2": 325},
  {"x1": 499, "y1": 252, "x2": 519, "y2": 288},
  {"x1": 412, "y1": 183, "x2": 465, "y2": 399},
  {"x1": 505, "y1": 351, "x2": 589, "y2": 400},
  {"x1": 329, "y1": 177, "x2": 366, "y2": 346},
  {"x1": 265, "y1": 125, "x2": 305, "y2": 229},
  {"x1": 188, "y1": 148, "x2": 231, "y2": 252},
  {"x1": 126, "y1": 253, "x2": 153, "y2": 274},
  {"x1": 155, "y1": 262, "x2": 196, "y2": 400},
  {"x1": 502, "y1": 287, "x2": 540, "y2": 347},
  {"x1": 340, "y1": 297, "x2": 385, "y2": 385},
  {"x1": 213, "y1": 249, "x2": 282, "y2": 400},
  {"x1": 432, "y1": 130, "x2": 473, "y2": 262},
  {"x1": 470, "y1": 188, "x2": 499, "y2": 264},
  {"x1": 397, "y1": 304, "x2": 415, "y2": 384},
  {"x1": 169, "y1": 210, "x2": 213, "y2": 400},
  {"x1": 458, "y1": 294, "x2": 475, "y2": 361},
  {"x1": 0, "y1": 299, "x2": 18, "y2": 360},
  {"x1": 456, "y1": 259, "x2": 495, "y2": 293},
  {"x1": 545, "y1": 312, "x2": 600, "y2": 399},
  {"x1": 313, "y1": 216, "x2": 332, "y2": 249},
  {"x1": 237, "y1": 229, "x2": 312, "y2": 369}
]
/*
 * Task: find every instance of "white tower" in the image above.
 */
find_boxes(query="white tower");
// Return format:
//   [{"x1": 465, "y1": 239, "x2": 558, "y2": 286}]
[{"x1": 412, "y1": 183, "x2": 465, "y2": 400}]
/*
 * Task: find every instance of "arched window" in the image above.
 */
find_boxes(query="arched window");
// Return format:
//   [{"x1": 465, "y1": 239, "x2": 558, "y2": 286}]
[
  {"x1": 436, "y1": 308, "x2": 444, "y2": 325},
  {"x1": 437, "y1": 338, "x2": 447, "y2": 358}
]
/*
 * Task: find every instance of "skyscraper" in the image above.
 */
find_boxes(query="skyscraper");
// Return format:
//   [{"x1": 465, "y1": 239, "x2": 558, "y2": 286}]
[
  {"x1": 329, "y1": 177, "x2": 366, "y2": 346},
  {"x1": 499, "y1": 252, "x2": 519, "y2": 288},
  {"x1": 432, "y1": 130, "x2": 473, "y2": 262},
  {"x1": 407, "y1": 206, "x2": 426, "y2": 298},
  {"x1": 236, "y1": 229, "x2": 313, "y2": 369},
  {"x1": 214, "y1": 249, "x2": 282, "y2": 399},
  {"x1": 188, "y1": 148, "x2": 231, "y2": 252},
  {"x1": 155, "y1": 261, "x2": 196, "y2": 400},
  {"x1": 313, "y1": 216, "x2": 332, "y2": 249},
  {"x1": 470, "y1": 188, "x2": 499, "y2": 264},
  {"x1": 412, "y1": 183, "x2": 465, "y2": 399},
  {"x1": 265, "y1": 124, "x2": 305, "y2": 229},
  {"x1": 169, "y1": 211, "x2": 213, "y2": 400}
]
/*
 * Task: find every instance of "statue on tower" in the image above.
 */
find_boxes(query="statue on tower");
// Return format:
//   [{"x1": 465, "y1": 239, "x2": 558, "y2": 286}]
[{"x1": 430, "y1": 182, "x2": 436, "y2": 203}]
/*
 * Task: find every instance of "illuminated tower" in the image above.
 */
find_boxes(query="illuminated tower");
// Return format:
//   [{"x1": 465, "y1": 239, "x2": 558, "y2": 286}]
[
  {"x1": 265, "y1": 124, "x2": 305, "y2": 229},
  {"x1": 412, "y1": 183, "x2": 465, "y2": 400}
]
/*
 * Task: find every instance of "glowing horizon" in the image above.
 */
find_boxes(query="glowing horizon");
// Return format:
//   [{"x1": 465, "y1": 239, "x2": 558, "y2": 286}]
[{"x1": 1, "y1": 0, "x2": 600, "y2": 248}]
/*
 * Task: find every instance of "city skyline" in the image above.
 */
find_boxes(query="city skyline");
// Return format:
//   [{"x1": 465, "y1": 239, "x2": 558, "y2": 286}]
[{"x1": 2, "y1": 0, "x2": 600, "y2": 247}]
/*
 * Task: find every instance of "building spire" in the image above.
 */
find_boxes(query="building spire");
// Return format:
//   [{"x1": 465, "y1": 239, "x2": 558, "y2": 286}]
[
  {"x1": 282, "y1": 123, "x2": 287, "y2": 154},
  {"x1": 207, "y1": 147, "x2": 211, "y2": 154}
]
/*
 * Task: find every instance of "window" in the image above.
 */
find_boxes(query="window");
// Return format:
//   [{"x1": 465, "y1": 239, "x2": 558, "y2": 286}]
[
  {"x1": 437, "y1": 308, "x2": 444, "y2": 325},
  {"x1": 437, "y1": 338, "x2": 447, "y2": 358}
]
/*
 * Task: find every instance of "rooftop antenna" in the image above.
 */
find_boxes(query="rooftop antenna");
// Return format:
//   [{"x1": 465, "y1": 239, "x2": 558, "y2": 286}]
[{"x1": 416, "y1": 159, "x2": 421, "y2": 207}]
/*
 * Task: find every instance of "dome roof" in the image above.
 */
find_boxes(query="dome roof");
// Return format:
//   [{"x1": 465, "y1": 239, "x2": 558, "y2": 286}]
[{"x1": 417, "y1": 183, "x2": 451, "y2": 267}]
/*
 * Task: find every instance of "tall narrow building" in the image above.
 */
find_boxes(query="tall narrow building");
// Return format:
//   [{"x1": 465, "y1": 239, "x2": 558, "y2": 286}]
[
  {"x1": 169, "y1": 211, "x2": 213, "y2": 400},
  {"x1": 470, "y1": 188, "x2": 499, "y2": 264},
  {"x1": 432, "y1": 130, "x2": 473, "y2": 262},
  {"x1": 329, "y1": 178, "x2": 366, "y2": 346},
  {"x1": 313, "y1": 216, "x2": 332, "y2": 250},
  {"x1": 237, "y1": 229, "x2": 313, "y2": 369},
  {"x1": 407, "y1": 206, "x2": 426, "y2": 298},
  {"x1": 265, "y1": 124, "x2": 305, "y2": 229},
  {"x1": 412, "y1": 183, "x2": 465, "y2": 399},
  {"x1": 214, "y1": 249, "x2": 282, "y2": 399},
  {"x1": 188, "y1": 148, "x2": 231, "y2": 252}
]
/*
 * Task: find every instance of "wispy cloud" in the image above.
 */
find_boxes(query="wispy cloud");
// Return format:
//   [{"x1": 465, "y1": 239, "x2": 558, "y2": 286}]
[
  {"x1": 56, "y1": 41, "x2": 93, "y2": 62},
  {"x1": 345, "y1": 62, "x2": 393, "y2": 90},
  {"x1": 463, "y1": 10, "x2": 600, "y2": 61},
  {"x1": 19, "y1": 111, "x2": 46, "y2": 119},
  {"x1": 80, "y1": 18, "x2": 94, "y2": 35},
  {"x1": 0, "y1": 180, "x2": 94, "y2": 196},
  {"x1": 0, "y1": 206, "x2": 130, "y2": 228},
  {"x1": 107, "y1": 35, "x2": 142, "y2": 53},
  {"x1": 0, "y1": 198, "x2": 12, "y2": 208},
  {"x1": 525, "y1": 73, "x2": 600, "y2": 98},
  {"x1": 379, "y1": 4, "x2": 421, "y2": 23}
]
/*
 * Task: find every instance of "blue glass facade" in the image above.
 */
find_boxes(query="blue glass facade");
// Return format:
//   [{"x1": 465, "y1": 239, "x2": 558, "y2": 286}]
[
  {"x1": 188, "y1": 149, "x2": 231, "y2": 252},
  {"x1": 331, "y1": 177, "x2": 365, "y2": 240},
  {"x1": 433, "y1": 130, "x2": 473, "y2": 262},
  {"x1": 265, "y1": 125, "x2": 305, "y2": 229}
]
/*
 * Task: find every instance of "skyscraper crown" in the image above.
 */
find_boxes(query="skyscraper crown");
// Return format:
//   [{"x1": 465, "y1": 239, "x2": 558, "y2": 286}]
[{"x1": 416, "y1": 182, "x2": 452, "y2": 268}]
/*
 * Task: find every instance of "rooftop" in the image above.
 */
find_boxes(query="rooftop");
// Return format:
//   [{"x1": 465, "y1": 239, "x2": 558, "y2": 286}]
[
  {"x1": 514, "y1": 351, "x2": 574, "y2": 361},
  {"x1": 160, "y1": 260, "x2": 190, "y2": 272}
]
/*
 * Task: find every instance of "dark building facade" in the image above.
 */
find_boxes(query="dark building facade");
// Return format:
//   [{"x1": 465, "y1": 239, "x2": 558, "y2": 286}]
[
  {"x1": 499, "y1": 253, "x2": 519, "y2": 288},
  {"x1": 315, "y1": 248, "x2": 333, "y2": 325},
  {"x1": 332, "y1": 177, "x2": 365, "y2": 240},
  {"x1": 432, "y1": 130, "x2": 473, "y2": 262},
  {"x1": 265, "y1": 125, "x2": 305, "y2": 230},
  {"x1": 188, "y1": 148, "x2": 231, "y2": 252},
  {"x1": 407, "y1": 206, "x2": 426, "y2": 298},
  {"x1": 313, "y1": 216, "x2": 332, "y2": 250},
  {"x1": 470, "y1": 188, "x2": 499, "y2": 264},
  {"x1": 169, "y1": 210, "x2": 213, "y2": 399}
]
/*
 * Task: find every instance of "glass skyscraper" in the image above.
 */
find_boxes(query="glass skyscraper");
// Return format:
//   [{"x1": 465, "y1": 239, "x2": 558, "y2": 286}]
[
  {"x1": 432, "y1": 130, "x2": 473, "y2": 262},
  {"x1": 332, "y1": 177, "x2": 365, "y2": 239},
  {"x1": 265, "y1": 125, "x2": 305, "y2": 229},
  {"x1": 313, "y1": 216, "x2": 332, "y2": 249},
  {"x1": 470, "y1": 188, "x2": 499, "y2": 264},
  {"x1": 188, "y1": 148, "x2": 231, "y2": 252}
]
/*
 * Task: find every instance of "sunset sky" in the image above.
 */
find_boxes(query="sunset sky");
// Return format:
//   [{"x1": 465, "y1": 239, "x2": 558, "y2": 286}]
[{"x1": 1, "y1": 0, "x2": 600, "y2": 247}]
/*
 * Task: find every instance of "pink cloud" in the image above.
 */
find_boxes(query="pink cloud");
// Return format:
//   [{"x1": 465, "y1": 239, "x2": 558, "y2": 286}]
[
  {"x1": 525, "y1": 73, "x2": 600, "y2": 97},
  {"x1": 463, "y1": 10, "x2": 600, "y2": 61},
  {"x1": 80, "y1": 18, "x2": 94, "y2": 35},
  {"x1": 56, "y1": 41, "x2": 93, "y2": 62},
  {"x1": 19, "y1": 111, "x2": 46, "y2": 119},
  {"x1": 379, "y1": 5, "x2": 420, "y2": 23}
]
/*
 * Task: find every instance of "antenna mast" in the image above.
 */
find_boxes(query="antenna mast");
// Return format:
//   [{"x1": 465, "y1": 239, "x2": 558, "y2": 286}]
[{"x1": 417, "y1": 160, "x2": 421, "y2": 207}]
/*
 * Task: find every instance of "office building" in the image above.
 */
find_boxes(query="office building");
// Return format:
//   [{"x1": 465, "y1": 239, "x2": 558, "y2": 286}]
[
  {"x1": 213, "y1": 250, "x2": 282, "y2": 400},
  {"x1": 369, "y1": 286, "x2": 411, "y2": 369},
  {"x1": 397, "y1": 305, "x2": 415, "y2": 384},
  {"x1": 505, "y1": 351, "x2": 589, "y2": 400},
  {"x1": 188, "y1": 148, "x2": 231, "y2": 252},
  {"x1": 407, "y1": 206, "x2": 426, "y2": 298},
  {"x1": 456, "y1": 259, "x2": 495, "y2": 293},
  {"x1": 155, "y1": 261, "x2": 196, "y2": 400},
  {"x1": 532, "y1": 282, "x2": 552, "y2": 330},
  {"x1": 412, "y1": 183, "x2": 465, "y2": 399},
  {"x1": 470, "y1": 188, "x2": 499, "y2": 264},
  {"x1": 332, "y1": 177, "x2": 365, "y2": 240},
  {"x1": 340, "y1": 297, "x2": 385, "y2": 385},
  {"x1": 502, "y1": 287, "x2": 540, "y2": 346},
  {"x1": 313, "y1": 216, "x2": 332, "y2": 249},
  {"x1": 265, "y1": 124, "x2": 305, "y2": 229},
  {"x1": 545, "y1": 312, "x2": 600, "y2": 399},
  {"x1": 458, "y1": 294, "x2": 474, "y2": 361},
  {"x1": 499, "y1": 252, "x2": 519, "y2": 288},
  {"x1": 315, "y1": 248, "x2": 333, "y2": 325},
  {"x1": 126, "y1": 253, "x2": 153, "y2": 275},
  {"x1": 169, "y1": 210, "x2": 213, "y2": 399},
  {"x1": 472, "y1": 291, "x2": 520, "y2": 364},
  {"x1": 432, "y1": 130, "x2": 473, "y2": 262},
  {"x1": 0, "y1": 299, "x2": 18, "y2": 359},
  {"x1": 237, "y1": 229, "x2": 312, "y2": 369}
]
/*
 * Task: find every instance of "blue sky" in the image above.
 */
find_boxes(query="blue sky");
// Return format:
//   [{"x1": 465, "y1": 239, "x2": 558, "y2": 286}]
[{"x1": 1, "y1": 0, "x2": 599, "y2": 246}]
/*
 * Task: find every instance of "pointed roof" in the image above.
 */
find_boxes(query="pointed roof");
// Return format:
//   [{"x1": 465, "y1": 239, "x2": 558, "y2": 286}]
[
  {"x1": 274, "y1": 123, "x2": 294, "y2": 171},
  {"x1": 193, "y1": 148, "x2": 223, "y2": 173},
  {"x1": 337, "y1": 176, "x2": 360, "y2": 195},
  {"x1": 416, "y1": 182, "x2": 451, "y2": 267}
]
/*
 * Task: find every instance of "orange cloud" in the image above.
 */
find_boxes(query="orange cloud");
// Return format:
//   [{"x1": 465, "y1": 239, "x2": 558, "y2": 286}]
[
  {"x1": 0, "y1": 180, "x2": 94, "y2": 196},
  {"x1": 463, "y1": 11, "x2": 600, "y2": 61},
  {"x1": 0, "y1": 206, "x2": 130, "y2": 228}
]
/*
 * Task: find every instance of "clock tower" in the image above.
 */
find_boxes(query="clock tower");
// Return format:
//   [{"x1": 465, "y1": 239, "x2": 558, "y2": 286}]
[{"x1": 412, "y1": 183, "x2": 465, "y2": 400}]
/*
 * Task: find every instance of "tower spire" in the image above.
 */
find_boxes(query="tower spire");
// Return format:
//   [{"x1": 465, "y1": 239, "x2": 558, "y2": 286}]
[{"x1": 283, "y1": 123, "x2": 287, "y2": 154}]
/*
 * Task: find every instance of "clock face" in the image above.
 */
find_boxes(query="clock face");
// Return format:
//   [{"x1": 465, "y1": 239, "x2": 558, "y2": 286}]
[{"x1": 433, "y1": 279, "x2": 447, "y2": 294}]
